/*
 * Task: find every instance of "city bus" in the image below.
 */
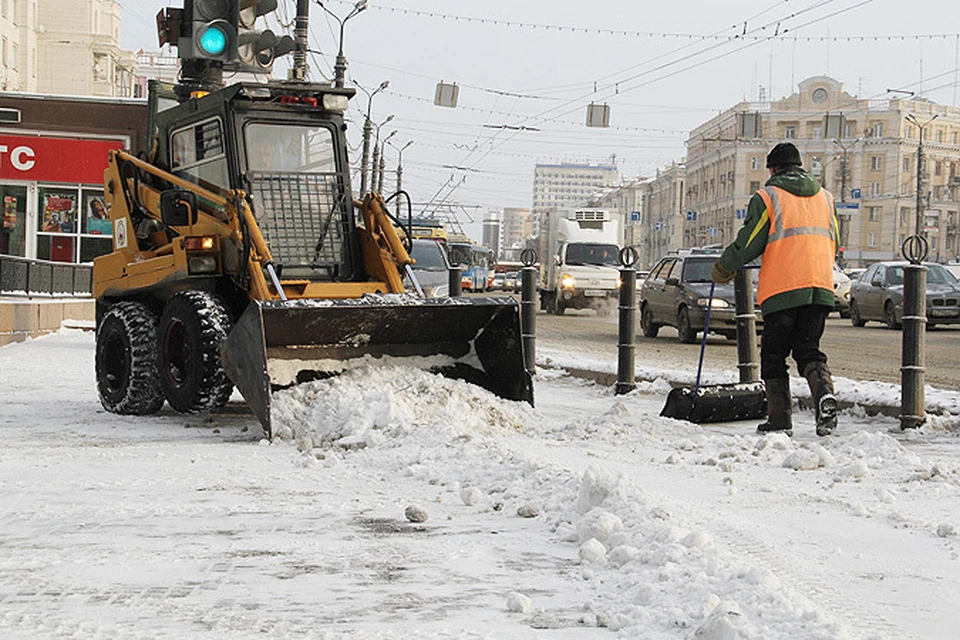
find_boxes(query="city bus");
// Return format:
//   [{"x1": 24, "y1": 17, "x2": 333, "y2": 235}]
[{"x1": 447, "y1": 242, "x2": 492, "y2": 292}]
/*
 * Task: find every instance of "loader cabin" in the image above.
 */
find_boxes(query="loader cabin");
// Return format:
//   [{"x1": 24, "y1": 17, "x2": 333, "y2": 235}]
[{"x1": 154, "y1": 82, "x2": 361, "y2": 282}]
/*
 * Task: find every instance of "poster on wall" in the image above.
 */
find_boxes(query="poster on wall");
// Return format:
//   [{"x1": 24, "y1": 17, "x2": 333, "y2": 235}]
[
  {"x1": 2, "y1": 196, "x2": 15, "y2": 229},
  {"x1": 42, "y1": 193, "x2": 77, "y2": 233},
  {"x1": 83, "y1": 193, "x2": 111, "y2": 235}
]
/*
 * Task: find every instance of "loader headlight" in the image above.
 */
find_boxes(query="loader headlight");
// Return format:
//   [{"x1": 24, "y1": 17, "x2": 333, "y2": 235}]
[
  {"x1": 322, "y1": 94, "x2": 349, "y2": 112},
  {"x1": 561, "y1": 273, "x2": 576, "y2": 289},
  {"x1": 188, "y1": 255, "x2": 219, "y2": 274}
]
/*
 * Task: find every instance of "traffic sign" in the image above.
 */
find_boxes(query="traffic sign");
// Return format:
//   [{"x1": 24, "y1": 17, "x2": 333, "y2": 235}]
[
  {"x1": 836, "y1": 202, "x2": 860, "y2": 211},
  {"x1": 630, "y1": 211, "x2": 641, "y2": 222},
  {"x1": 850, "y1": 188, "x2": 862, "y2": 199}
]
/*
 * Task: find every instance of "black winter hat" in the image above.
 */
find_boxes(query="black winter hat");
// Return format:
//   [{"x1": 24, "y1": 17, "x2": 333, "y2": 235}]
[{"x1": 766, "y1": 142, "x2": 802, "y2": 169}]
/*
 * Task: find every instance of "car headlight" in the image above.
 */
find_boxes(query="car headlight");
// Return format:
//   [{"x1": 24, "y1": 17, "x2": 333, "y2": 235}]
[
  {"x1": 697, "y1": 297, "x2": 729, "y2": 308},
  {"x1": 561, "y1": 273, "x2": 576, "y2": 288}
]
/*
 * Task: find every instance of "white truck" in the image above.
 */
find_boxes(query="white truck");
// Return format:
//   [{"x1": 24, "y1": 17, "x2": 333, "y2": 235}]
[{"x1": 538, "y1": 208, "x2": 623, "y2": 315}]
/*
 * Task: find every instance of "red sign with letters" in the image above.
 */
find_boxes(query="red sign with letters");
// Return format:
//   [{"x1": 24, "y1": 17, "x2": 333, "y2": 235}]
[{"x1": 0, "y1": 135, "x2": 124, "y2": 184}]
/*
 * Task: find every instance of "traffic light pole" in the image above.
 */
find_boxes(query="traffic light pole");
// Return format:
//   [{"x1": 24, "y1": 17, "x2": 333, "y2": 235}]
[{"x1": 291, "y1": 0, "x2": 309, "y2": 81}]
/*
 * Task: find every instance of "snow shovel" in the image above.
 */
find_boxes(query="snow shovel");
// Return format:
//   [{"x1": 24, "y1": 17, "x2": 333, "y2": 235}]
[{"x1": 660, "y1": 282, "x2": 767, "y2": 423}]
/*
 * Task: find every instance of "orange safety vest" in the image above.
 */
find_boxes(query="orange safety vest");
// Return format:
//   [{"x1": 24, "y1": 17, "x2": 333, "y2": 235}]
[{"x1": 755, "y1": 186, "x2": 837, "y2": 305}]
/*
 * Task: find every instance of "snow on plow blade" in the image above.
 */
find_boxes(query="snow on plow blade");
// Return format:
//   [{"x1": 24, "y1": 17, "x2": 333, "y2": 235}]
[{"x1": 220, "y1": 295, "x2": 534, "y2": 437}]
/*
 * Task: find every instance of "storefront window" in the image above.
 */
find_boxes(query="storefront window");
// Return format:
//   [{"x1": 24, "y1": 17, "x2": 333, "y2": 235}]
[
  {"x1": 36, "y1": 185, "x2": 114, "y2": 264},
  {"x1": 0, "y1": 185, "x2": 27, "y2": 257}
]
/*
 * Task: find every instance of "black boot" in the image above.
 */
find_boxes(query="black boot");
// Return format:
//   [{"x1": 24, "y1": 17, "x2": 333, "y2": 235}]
[
  {"x1": 758, "y1": 378, "x2": 793, "y2": 436},
  {"x1": 803, "y1": 362, "x2": 838, "y2": 436}
]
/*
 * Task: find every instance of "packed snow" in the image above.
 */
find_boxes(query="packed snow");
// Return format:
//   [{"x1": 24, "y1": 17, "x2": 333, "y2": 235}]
[{"x1": 2, "y1": 327, "x2": 960, "y2": 639}]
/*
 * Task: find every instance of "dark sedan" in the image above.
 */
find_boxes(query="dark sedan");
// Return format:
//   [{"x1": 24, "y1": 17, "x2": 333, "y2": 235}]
[
  {"x1": 640, "y1": 252, "x2": 761, "y2": 343},
  {"x1": 849, "y1": 261, "x2": 960, "y2": 328}
]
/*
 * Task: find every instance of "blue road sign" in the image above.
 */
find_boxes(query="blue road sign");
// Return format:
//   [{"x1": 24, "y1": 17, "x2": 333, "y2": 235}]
[
  {"x1": 850, "y1": 188, "x2": 862, "y2": 199},
  {"x1": 686, "y1": 211, "x2": 697, "y2": 221},
  {"x1": 736, "y1": 208, "x2": 747, "y2": 219},
  {"x1": 630, "y1": 211, "x2": 641, "y2": 221},
  {"x1": 836, "y1": 202, "x2": 860, "y2": 211}
]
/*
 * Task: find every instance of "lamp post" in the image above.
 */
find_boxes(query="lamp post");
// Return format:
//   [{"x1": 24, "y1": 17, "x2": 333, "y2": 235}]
[
  {"x1": 832, "y1": 137, "x2": 861, "y2": 268},
  {"x1": 377, "y1": 130, "x2": 397, "y2": 195},
  {"x1": 355, "y1": 79, "x2": 389, "y2": 195},
  {"x1": 316, "y1": 0, "x2": 367, "y2": 88},
  {"x1": 388, "y1": 139, "x2": 414, "y2": 216},
  {"x1": 370, "y1": 115, "x2": 394, "y2": 194}
]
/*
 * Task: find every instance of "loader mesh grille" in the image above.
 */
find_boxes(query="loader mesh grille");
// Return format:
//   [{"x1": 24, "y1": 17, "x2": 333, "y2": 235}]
[{"x1": 249, "y1": 172, "x2": 348, "y2": 278}]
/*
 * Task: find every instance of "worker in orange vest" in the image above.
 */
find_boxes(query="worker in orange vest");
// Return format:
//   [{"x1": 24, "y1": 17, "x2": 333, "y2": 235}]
[{"x1": 713, "y1": 142, "x2": 840, "y2": 437}]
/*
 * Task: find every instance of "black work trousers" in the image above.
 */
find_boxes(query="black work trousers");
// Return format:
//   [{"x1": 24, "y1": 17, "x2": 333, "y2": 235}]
[{"x1": 760, "y1": 304, "x2": 832, "y2": 379}]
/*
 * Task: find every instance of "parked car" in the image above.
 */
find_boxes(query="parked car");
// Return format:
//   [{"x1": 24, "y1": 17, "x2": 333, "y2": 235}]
[
  {"x1": 944, "y1": 263, "x2": 960, "y2": 280},
  {"x1": 640, "y1": 251, "x2": 761, "y2": 343},
  {"x1": 833, "y1": 263, "x2": 852, "y2": 318},
  {"x1": 408, "y1": 239, "x2": 451, "y2": 298},
  {"x1": 849, "y1": 261, "x2": 960, "y2": 329}
]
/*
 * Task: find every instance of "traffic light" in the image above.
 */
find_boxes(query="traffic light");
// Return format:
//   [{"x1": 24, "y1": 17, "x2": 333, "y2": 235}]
[
  {"x1": 237, "y1": 0, "x2": 295, "y2": 72},
  {"x1": 181, "y1": 0, "x2": 239, "y2": 61}
]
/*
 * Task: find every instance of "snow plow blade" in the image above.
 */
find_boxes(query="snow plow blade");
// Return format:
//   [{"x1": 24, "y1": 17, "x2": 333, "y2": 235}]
[
  {"x1": 220, "y1": 295, "x2": 534, "y2": 437},
  {"x1": 660, "y1": 381, "x2": 766, "y2": 423}
]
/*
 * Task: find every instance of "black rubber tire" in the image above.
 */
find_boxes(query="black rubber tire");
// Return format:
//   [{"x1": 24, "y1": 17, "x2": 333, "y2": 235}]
[
  {"x1": 884, "y1": 301, "x2": 901, "y2": 330},
  {"x1": 677, "y1": 306, "x2": 698, "y2": 343},
  {"x1": 96, "y1": 301, "x2": 165, "y2": 415},
  {"x1": 554, "y1": 297, "x2": 566, "y2": 315},
  {"x1": 158, "y1": 291, "x2": 234, "y2": 413},
  {"x1": 640, "y1": 304, "x2": 659, "y2": 337},
  {"x1": 850, "y1": 300, "x2": 866, "y2": 327}
]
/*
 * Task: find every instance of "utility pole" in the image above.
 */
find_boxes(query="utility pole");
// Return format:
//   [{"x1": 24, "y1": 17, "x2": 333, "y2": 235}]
[
  {"x1": 832, "y1": 138, "x2": 860, "y2": 268},
  {"x1": 316, "y1": 0, "x2": 367, "y2": 88},
  {"x1": 389, "y1": 139, "x2": 413, "y2": 216},
  {"x1": 355, "y1": 80, "x2": 389, "y2": 195},
  {"x1": 906, "y1": 114, "x2": 938, "y2": 237}
]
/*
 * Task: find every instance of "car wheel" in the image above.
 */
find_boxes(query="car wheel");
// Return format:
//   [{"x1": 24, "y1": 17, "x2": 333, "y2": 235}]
[
  {"x1": 640, "y1": 304, "x2": 659, "y2": 338},
  {"x1": 96, "y1": 301, "x2": 165, "y2": 415},
  {"x1": 839, "y1": 308, "x2": 851, "y2": 319},
  {"x1": 884, "y1": 301, "x2": 901, "y2": 330},
  {"x1": 159, "y1": 291, "x2": 234, "y2": 413},
  {"x1": 850, "y1": 300, "x2": 866, "y2": 327},
  {"x1": 677, "y1": 306, "x2": 698, "y2": 343}
]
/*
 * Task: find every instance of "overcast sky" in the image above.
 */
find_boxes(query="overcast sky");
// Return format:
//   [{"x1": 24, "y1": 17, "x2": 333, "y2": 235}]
[{"x1": 118, "y1": 0, "x2": 960, "y2": 238}]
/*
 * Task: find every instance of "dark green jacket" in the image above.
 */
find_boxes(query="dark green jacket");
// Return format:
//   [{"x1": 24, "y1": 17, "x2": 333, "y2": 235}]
[{"x1": 718, "y1": 169, "x2": 838, "y2": 316}]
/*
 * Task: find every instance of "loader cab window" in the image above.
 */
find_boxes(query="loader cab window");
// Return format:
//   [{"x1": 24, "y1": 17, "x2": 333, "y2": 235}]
[
  {"x1": 242, "y1": 122, "x2": 349, "y2": 280},
  {"x1": 244, "y1": 123, "x2": 336, "y2": 174},
  {"x1": 170, "y1": 117, "x2": 230, "y2": 195}
]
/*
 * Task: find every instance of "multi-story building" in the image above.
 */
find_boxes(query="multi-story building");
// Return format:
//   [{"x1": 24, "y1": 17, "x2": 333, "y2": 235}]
[
  {"x1": 684, "y1": 75, "x2": 960, "y2": 266},
  {"x1": 481, "y1": 210, "x2": 501, "y2": 259},
  {"x1": 532, "y1": 163, "x2": 619, "y2": 214},
  {"x1": 500, "y1": 207, "x2": 533, "y2": 262},
  {"x1": 640, "y1": 164, "x2": 686, "y2": 269}
]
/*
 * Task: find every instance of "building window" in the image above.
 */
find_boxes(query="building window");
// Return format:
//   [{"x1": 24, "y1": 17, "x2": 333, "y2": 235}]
[
  {"x1": 871, "y1": 156, "x2": 882, "y2": 171},
  {"x1": 900, "y1": 207, "x2": 910, "y2": 225},
  {"x1": 784, "y1": 126, "x2": 795, "y2": 139},
  {"x1": 905, "y1": 125, "x2": 913, "y2": 138},
  {"x1": 875, "y1": 123, "x2": 883, "y2": 137},
  {"x1": 813, "y1": 125, "x2": 823, "y2": 139},
  {"x1": 931, "y1": 236, "x2": 938, "y2": 251},
  {"x1": 935, "y1": 160, "x2": 943, "y2": 176},
  {"x1": 867, "y1": 232, "x2": 877, "y2": 248},
  {"x1": 868, "y1": 207, "x2": 880, "y2": 221},
  {"x1": 843, "y1": 123, "x2": 852, "y2": 138},
  {"x1": 903, "y1": 157, "x2": 912, "y2": 172},
  {"x1": 749, "y1": 180, "x2": 760, "y2": 193},
  {"x1": 871, "y1": 182, "x2": 882, "y2": 197},
  {"x1": 937, "y1": 130, "x2": 944, "y2": 143},
  {"x1": 750, "y1": 157, "x2": 761, "y2": 171}
]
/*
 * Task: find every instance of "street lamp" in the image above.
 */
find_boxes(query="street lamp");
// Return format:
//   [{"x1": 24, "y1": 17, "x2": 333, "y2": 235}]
[
  {"x1": 355, "y1": 79, "x2": 389, "y2": 195},
  {"x1": 388, "y1": 139, "x2": 414, "y2": 216},
  {"x1": 370, "y1": 115, "x2": 394, "y2": 194},
  {"x1": 316, "y1": 0, "x2": 367, "y2": 88},
  {"x1": 905, "y1": 114, "x2": 938, "y2": 238},
  {"x1": 377, "y1": 130, "x2": 397, "y2": 194}
]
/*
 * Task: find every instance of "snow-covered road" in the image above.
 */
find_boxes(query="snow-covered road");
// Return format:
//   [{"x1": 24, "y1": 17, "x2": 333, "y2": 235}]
[{"x1": 2, "y1": 329, "x2": 959, "y2": 639}]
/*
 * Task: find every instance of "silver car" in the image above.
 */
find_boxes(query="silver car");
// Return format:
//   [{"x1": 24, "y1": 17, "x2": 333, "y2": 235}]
[
  {"x1": 849, "y1": 261, "x2": 960, "y2": 328},
  {"x1": 407, "y1": 239, "x2": 451, "y2": 298}
]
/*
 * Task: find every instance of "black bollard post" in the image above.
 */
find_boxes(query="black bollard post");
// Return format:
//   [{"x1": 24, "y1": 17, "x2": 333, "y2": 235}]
[
  {"x1": 734, "y1": 267, "x2": 760, "y2": 383},
  {"x1": 900, "y1": 261, "x2": 927, "y2": 429},
  {"x1": 519, "y1": 249, "x2": 538, "y2": 375},
  {"x1": 616, "y1": 247, "x2": 639, "y2": 395},
  {"x1": 449, "y1": 265, "x2": 462, "y2": 298}
]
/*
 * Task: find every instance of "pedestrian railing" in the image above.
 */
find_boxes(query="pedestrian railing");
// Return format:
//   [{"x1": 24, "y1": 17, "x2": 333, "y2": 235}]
[{"x1": 0, "y1": 254, "x2": 92, "y2": 297}]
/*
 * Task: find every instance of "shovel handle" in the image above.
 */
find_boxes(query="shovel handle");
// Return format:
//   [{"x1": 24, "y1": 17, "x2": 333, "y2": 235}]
[{"x1": 691, "y1": 281, "x2": 715, "y2": 407}]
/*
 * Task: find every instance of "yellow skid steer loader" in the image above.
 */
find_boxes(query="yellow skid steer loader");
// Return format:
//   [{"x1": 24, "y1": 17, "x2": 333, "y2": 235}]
[{"x1": 92, "y1": 81, "x2": 532, "y2": 437}]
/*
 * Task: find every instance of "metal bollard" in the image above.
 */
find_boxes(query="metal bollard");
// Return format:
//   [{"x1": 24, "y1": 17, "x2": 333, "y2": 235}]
[
  {"x1": 449, "y1": 266, "x2": 462, "y2": 297},
  {"x1": 615, "y1": 247, "x2": 639, "y2": 395},
  {"x1": 519, "y1": 249, "x2": 538, "y2": 375},
  {"x1": 734, "y1": 267, "x2": 760, "y2": 383},
  {"x1": 900, "y1": 262, "x2": 927, "y2": 429}
]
